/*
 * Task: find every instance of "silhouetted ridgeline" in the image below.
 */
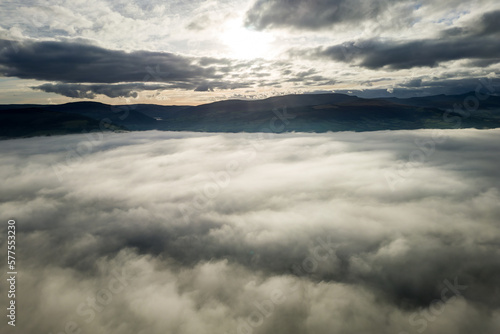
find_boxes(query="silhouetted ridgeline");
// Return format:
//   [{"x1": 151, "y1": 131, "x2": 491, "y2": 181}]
[{"x1": 1, "y1": 93, "x2": 499, "y2": 139}]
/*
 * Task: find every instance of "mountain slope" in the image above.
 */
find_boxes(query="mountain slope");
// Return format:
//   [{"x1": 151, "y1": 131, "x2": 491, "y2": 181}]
[
  {"x1": 0, "y1": 108, "x2": 123, "y2": 139},
  {"x1": 1, "y1": 92, "x2": 500, "y2": 139},
  {"x1": 152, "y1": 93, "x2": 500, "y2": 132}
]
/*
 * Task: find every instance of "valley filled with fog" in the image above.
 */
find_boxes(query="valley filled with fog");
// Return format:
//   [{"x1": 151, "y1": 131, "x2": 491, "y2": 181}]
[{"x1": 1, "y1": 129, "x2": 499, "y2": 334}]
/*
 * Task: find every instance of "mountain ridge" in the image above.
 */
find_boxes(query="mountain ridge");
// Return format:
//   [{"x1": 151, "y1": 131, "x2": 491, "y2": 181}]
[{"x1": 1, "y1": 92, "x2": 499, "y2": 139}]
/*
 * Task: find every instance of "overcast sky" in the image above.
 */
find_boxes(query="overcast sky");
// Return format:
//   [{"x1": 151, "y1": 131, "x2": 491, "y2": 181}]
[{"x1": 0, "y1": 0, "x2": 499, "y2": 104}]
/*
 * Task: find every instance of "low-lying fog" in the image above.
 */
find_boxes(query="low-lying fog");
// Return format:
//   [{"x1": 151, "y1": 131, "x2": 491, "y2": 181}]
[{"x1": 1, "y1": 129, "x2": 499, "y2": 334}]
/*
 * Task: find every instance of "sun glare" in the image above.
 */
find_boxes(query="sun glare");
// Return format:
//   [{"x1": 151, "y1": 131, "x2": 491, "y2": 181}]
[{"x1": 220, "y1": 20, "x2": 275, "y2": 59}]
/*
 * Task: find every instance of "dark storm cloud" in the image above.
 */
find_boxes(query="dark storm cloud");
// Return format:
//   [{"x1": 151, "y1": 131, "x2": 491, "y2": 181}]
[
  {"x1": 1, "y1": 130, "x2": 500, "y2": 333},
  {"x1": 479, "y1": 9, "x2": 500, "y2": 35},
  {"x1": 296, "y1": 34, "x2": 500, "y2": 69},
  {"x1": 288, "y1": 8, "x2": 500, "y2": 69},
  {"x1": 245, "y1": 0, "x2": 407, "y2": 30},
  {"x1": 441, "y1": 9, "x2": 500, "y2": 38},
  {"x1": 0, "y1": 39, "x2": 254, "y2": 90}
]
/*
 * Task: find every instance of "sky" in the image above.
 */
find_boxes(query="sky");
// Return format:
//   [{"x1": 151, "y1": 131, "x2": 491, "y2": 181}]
[
  {"x1": 1, "y1": 129, "x2": 500, "y2": 333},
  {"x1": 0, "y1": 0, "x2": 499, "y2": 105}
]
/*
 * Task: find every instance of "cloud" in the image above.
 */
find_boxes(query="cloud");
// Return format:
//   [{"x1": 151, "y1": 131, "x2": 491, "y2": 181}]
[
  {"x1": 0, "y1": 38, "x2": 213, "y2": 83},
  {"x1": 186, "y1": 14, "x2": 212, "y2": 31},
  {"x1": 244, "y1": 0, "x2": 495, "y2": 33},
  {"x1": 1, "y1": 1, "x2": 499, "y2": 104},
  {"x1": 0, "y1": 38, "x2": 250, "y2": 86},
  {"x1": 33, "y1": 83, "x2": 168, "y2": 99},
  {"x1": 441, "y1": 9, "x2": 500, "y2": 38},
  {"x1": 33, "y1": 82, "x2": 205, "y2": 99},
  {"x1": 32, "y1": 80, "x2": 254, "y2": 98},
  {"x1": 294, "y1": 36, "x2": 500, "y2": 69},
  {"x1": 284, "y1": 69, "x2": 335, "y2": 85},
  {"x1": 289, "y1": 8, "x2": 500, "y2": 69},
  {"x1": 333, "y1": 77, "x2": 500, "y2": 98},
  {"x1": 0, "y1": 38, "x2": 263, "y2": 98},
  {"x1": 2, "y1": 38, "x2": 341, "y2": 99},
  {"x1": 1, "y1": 129, "x2": 500, "y2": 333},
  {"x1": 245, "y1": 0, "x2": 408, "y2": 31}
]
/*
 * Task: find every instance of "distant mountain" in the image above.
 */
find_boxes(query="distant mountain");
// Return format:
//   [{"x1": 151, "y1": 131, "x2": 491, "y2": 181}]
[
  {"x1": 45, "y1": 102, "x2": 158, "y2": 130},
  {"x1": 129, "y1": 105, "x2": 191, "y2": 120},
  {"x1": 380, "y1": 93, "x2": 500, "y2": 110},
  {"x1": 0, "y1": 108, "x2": 123, "y2": 139},
  {"x1": 150, "y1": 92, "x2": 500, "y2": 132},
  {"x1": 1, "y1": 92, "x2": 499, "y2": 139}
]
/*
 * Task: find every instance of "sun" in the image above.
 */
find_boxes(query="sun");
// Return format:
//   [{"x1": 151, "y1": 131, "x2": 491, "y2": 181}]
[{"x1": 220, "y1": 20, "x2": 275, "y2": 59}]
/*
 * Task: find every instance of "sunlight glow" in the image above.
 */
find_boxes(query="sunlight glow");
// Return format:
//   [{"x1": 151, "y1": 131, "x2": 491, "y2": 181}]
[{"x1": 220, "y1": 20, "x2": 275, "y2": 59}]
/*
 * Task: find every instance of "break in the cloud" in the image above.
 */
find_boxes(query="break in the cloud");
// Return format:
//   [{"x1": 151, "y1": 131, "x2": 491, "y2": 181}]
[{"x1": 1, "y1": 129, "x2": 500, "y2": 334}]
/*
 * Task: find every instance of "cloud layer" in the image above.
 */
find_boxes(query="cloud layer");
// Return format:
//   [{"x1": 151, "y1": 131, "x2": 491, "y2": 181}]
[{"x1": 1, "y1": 129, "x2": 500, "y2": 333}]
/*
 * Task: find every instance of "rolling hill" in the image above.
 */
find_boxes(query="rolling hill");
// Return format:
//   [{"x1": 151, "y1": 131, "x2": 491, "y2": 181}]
[{"x1": 1, "y1": 92, "x2": 499, "y2": 139}]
